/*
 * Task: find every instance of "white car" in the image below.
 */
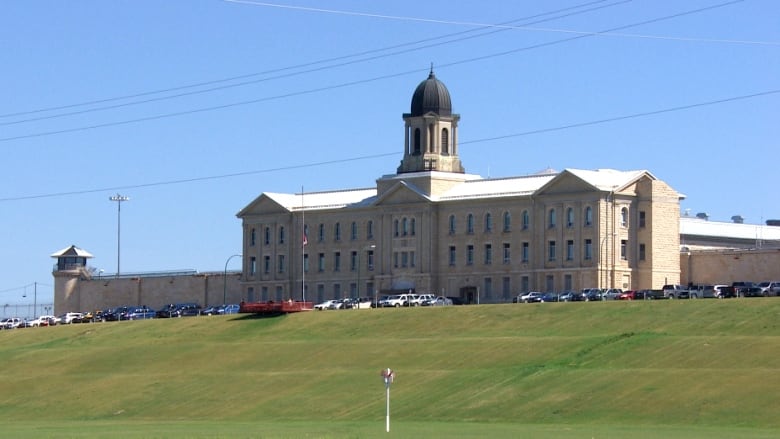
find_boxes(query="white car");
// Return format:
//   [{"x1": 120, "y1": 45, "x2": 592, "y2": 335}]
[
  {"x1": 411, "y1": 294, "x2": 435, "y2": 306},
  {"x1": 314, "y1": 300, "x2": 338, "y2": 310},
  {"x1": 2, "y1": 317, "x2": 23, "y2": 329},
  {"x1": 58, "y1": 312, "x2": 83, "y2": 324}
]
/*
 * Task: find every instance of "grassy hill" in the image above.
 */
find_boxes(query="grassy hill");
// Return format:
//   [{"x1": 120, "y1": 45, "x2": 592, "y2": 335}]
[{"x1": 2, "y1": 299, "x2": 780, "y2": 437}]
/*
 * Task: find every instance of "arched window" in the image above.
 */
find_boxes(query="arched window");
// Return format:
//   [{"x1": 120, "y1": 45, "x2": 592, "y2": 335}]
[
  {"x1": 394, "y1": 219, "x2": 400, "y2": 237},
  {"x1": 402, "y1": 218, "x2": 408, "y2": 236},
  {"x1": 584, "y1": 206, "x2": 593, "y2": 226},
  {"x1": 334, "y1": 223, "x2": 341, "y2": 241},
  {"x1": 566, "y1": 207, "x2": 574, "y2": 228},
  {"x1": 367, "y1": 220, "x2": 374, "y2": 239},
  {"x1": 410, "y1": 218, "x2": 416, "y2": 236},
  {"x1": 548, "y1": 209, "x2": 556, "y2": 228},
  {"x1": 279, "y1": 226, "x2": 285, "y2": 244},
  {"x1": 413, "y1": 128, "x2": 421, "y2": 154},
  {"x1": 485, "y1": 213, "x2": 493, "y2": 232},
  {"x1": 250, "y1": 228, "x2": 256, "y2": 246},
  {"x1": 504, "y1": 211, "x2": 512, "y2": 232},
  {"x1": 264, "y1": 227, "x2": 271, "y2": 245},
  {"x1": 521, "y1": 210, "x2": 529, "y2": 230},
  {"x1": 467, "y1": 214, "x2": 474, "y2": 234},
  {"x1": 441, "y1": 127, "x2": 450, "y2": 154},
  {"x1": 449, "y1": 215, "x2": 456, "y2": 234},
  {"x1": 621, "y1": 207, "x2": 629, "y2": 227}
]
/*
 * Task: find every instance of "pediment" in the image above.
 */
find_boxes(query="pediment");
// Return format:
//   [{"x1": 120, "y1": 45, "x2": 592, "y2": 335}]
[
  {"x1": 374, "y1": 181, "x2": 432, "y2": 206},
  {"x1": 535, "y1": 172, "x2": 598, "y2": 196},
  {"x1": 236, "y1": 193, "x2": 289, "y2": 218}
]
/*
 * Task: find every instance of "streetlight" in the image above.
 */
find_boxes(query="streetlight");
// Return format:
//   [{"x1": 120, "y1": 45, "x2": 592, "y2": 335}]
[
  {"x1": 356, "y1": 245, "x2": 376, "y2": 299},
  {"x1": 223, "y1": 254, "x2": 242, "y2": 306},
  {"x1": 109, "y1": 193, "x2": 130, "y2": 277}
]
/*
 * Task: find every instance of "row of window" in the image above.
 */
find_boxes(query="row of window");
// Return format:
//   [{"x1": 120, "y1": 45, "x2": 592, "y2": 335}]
[
  {"x1": 249, "y1": 250, "x2": 376, "y2": 276},
  {"x1": 249, "y1": 210, "x2": 647, "y2": 246},
  {"x1": 447, "y1": 240, "x2": 646, "y2": 265},
  {"x1": 250, "y1": 221, "x2": 377, "y2": 247}
]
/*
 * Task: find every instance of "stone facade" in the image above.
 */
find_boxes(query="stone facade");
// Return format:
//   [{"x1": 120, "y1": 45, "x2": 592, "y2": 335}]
[{"x1": 236, "y1": 73, "x2": 683, "y2": 304}]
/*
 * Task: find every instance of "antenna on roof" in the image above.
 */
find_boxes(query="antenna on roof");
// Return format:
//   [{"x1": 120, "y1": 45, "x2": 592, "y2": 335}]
[{"x1": 429, "y1": 62, "x2": 434, "y2": 76}]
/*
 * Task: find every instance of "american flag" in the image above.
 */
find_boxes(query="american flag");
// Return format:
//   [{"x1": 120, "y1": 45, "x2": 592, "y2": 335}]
[{"x1": 302, "y1": 229, "x2": 308, "y2": 247}]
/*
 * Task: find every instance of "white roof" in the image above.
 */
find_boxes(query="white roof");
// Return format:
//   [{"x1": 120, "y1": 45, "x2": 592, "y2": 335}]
[
  {"x1": 265, "y1": 188, "x2": 377, "y2": 211},
  {"x1": 680, "y1": 217, "x2": 780, "y2": 242},
  {"x1": 249, "y1": 168, "x2": 658, "y2": 211},
  {"x1": 50, "y1": 245, "x2": 94, "y2": 258}
]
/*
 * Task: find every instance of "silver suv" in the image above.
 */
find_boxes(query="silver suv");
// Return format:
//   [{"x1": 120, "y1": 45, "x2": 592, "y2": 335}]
[
  {"x1": 757, "y1": 281, "x2": 780, "y2": 297},
  {"x1": 662, "y1": 284, "x2": 688, "y2": 299}
]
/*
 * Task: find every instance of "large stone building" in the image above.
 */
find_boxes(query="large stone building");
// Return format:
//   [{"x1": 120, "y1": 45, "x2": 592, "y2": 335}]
[{"x1": 236, "y1": 71, "x2": 683, "y2": 304}]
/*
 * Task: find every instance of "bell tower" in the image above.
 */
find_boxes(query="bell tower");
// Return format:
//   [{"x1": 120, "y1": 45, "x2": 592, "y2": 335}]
[{"x1": 397, "y1": 69, "x2": 464, "y2": 174}]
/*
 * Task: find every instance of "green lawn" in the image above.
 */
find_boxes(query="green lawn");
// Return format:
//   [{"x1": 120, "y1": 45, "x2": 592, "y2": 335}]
[{"x1": 1, "y1": 299, "x2": 779, "y2": 438}]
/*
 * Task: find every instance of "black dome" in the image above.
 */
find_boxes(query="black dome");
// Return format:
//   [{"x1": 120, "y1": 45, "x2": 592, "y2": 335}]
[{"x1": 410, "y1": 71, "x2": 452, "y2": 117}]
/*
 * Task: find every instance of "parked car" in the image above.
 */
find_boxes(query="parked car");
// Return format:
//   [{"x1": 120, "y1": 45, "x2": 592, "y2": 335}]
[
  {"x1": 314, "y1": 300, "x2": 338, "y2": 310},
  {"x1": 516, "y1": 292, "x2": 544, "y2": 303},
  {"x1": 731, "y1": 281, "x2": 755, "y2": 296},
  {"x1": 447, "y1": 296, "x2": 465, "y2": 305},
  {"x1": 104, "y1": 306, "x2": 130, "y2": 321},
  {"x1": 757, "y1": 281, "x2": 780, "y2": 296},
  {"x1": 58, "y1": 312, "x2": 83, "y2": 324},
  {"x1": 663, "y1": 284, "x2": 689, "y2": 299},
  {"x1": 539, "y1": 293, "x2": 560, "y2": 302},
  {"x1": 559, "y1": 291, "x2": 583, "y2": 302},
  {"x1": 175, "y1": 304, "x2": 202, "y2": 317},
  {"x1": 581, "y1": 288, "x2": 602, "y2": 302},
  {"x1": 601, "y1": 289, "x2": 623, "y2": 300},
  {"x1": 423, "y1": 296, "x2": 453, "y2": 306},
  {"x1": 220, "y1": 304, "x2": 241, "y2": 314},
  {"x1": 618, "y1": 290, "x2": 639, "y2": 300},
  {"x1": 716, "y1": 286, "x2": 739, "y2": 299},
  {"x1": 410, "y1": 294, "x2": 435, "y2": 306},
  {"x1": 382, "y1": 294, "x2": 416, "y2": 307},
  {"x1": 124, "y1": 306, "x2": 156, "y2": 320},
  {"x1": 3, "y1": 317, "x2": 23, "y2": 329},
  {"x1": 201, "y1": 305, "x2": 222, "y2": 316},
  {"x1": 741, "y1": 287, "x2": 764, "y2": 298}
]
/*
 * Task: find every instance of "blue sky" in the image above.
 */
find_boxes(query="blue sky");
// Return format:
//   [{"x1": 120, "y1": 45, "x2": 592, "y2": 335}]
[{"x1": 1, "y1": 0, "x2": 778, "y2": 310}]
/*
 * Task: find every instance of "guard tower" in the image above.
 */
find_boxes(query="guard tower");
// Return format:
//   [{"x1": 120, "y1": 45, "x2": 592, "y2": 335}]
[{"x1": 51, "y1": 245, "x2": 94, "y2": 314}]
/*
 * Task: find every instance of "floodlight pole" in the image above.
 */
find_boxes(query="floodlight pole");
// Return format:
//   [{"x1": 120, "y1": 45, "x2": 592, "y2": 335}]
[
  {"x1": 223, "y1": 254, "x2": 242, "y2": 306},
  {"x1": 109, "y1": 193, "x2": 129, "y2": 277}
]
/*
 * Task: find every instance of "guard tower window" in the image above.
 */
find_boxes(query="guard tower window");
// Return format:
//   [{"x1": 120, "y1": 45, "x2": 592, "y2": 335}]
[
  {"x1": 441, "y1": 127, "x2": 449, "y2": 154},
  {"x1": 413, "y1": 128, "x2": 421, "y2": 154}
]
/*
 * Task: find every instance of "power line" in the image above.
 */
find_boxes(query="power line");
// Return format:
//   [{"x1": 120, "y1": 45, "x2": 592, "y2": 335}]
[
  {"x1": 229, "y1": 0, "x2": 775, "y2": 47},
  {"x1": 0, "y1": 1, "x2": 749, "y2": 143},
  {"x1": 1, "y1": 88, "x2": 776, "y2": 202},
  {"x1": 0, "y1": 0, "x2": 620, "y2": 122}
]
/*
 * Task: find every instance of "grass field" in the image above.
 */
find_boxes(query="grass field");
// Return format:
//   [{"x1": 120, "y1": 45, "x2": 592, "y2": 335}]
[{"x1": 1, "y1": 299, "x2": 780, "y2": 438}]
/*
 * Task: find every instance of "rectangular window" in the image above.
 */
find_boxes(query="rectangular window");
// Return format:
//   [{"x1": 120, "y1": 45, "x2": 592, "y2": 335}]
[
  {"x1": 546, "y1": 275, "x2": 554, "y2": 292},
  {"x1": 484, "y1": 244, "x2": 492, "y2": 265},
  {"x1": 318, "y1": 224, "x2": 325, "y2": 242},
  {"x1": 548, "y1": 241, "x2": 556, "y2": 261},
  {"x1": 303, "y1": 254, "x2": 309, "y2": 272},
  {"x1": 502, "y1": 277, "x2": 511, "y2": 300},
  {"x1": 251, "y1": 256, "x2": 257, "y2": 275},
  {"x1": 522, "y1": 242, "x2": 529, "y2": 263},
  {"x1": 449, "y1": 246, "x2": 457, "y2": 266},
  {"x1": 263, "y1": 256, "x2": 269, "y2": 274},
  {"x1": 316, "y1": 284, "x2": 325, "y2": 303},
  {"x1": 278, "y1": 255, "x2": 285, "y2": 273},
  {"x1": 350, "y1": 251, "x2": 358, "y2": 271},
  {"x1": 467, "y1": 245, "x2": 474, "y2": 265},
  {"x1": 621, "y1": 240, "x2": 628, "y2": 260},
  {"x1": 401, "y1": 251, "x2": 408, "y2": 268},
  {"x1": 367, "y1": 221, "x2": 374, "y2": 239},
  {"x1": 584, "y1": 239, "x2": 593, "y2": 260},
  {"x1": 333, "y1": 283, "x2": 341, "y2": 299},
  {"x1": 261, "y1": 286, "x2": 269, "y2": 301},
  {"x1": 250, "y1": 228, "x2": 256, "y2": 246},
  {"x1": 410, "y1": 251, "x2": 416, "y2": 267},
  {"x1": 350, "y1": 283, "x2": 357, "y2": 297},
  {"x1": 484, "y1": 277, "x2": 493, "y2": 299},
  {"x1": 566, "y1": 240, "x2": 574, "y2": 261},
  {"x1": 334, "y1": 252, "x2": 341, "y2": 271},
  {"x1": 275, "y1": 286, "x2": 283, "y2": 301},
  {"x1": 521, "y1": 276, "x2": 530, "y2": 293},
  {"x1": 393, "y1": 252, "x2": 399, "y2": 268},
  {"x1": 564, "y1": 274, "x2": 573, "y2": 291},
  {"x1": 350, "y1": 222, "x2": 358, "y2": 240},
  {"x1": 318, "y1": 253, "x2": 325, "y2": 272},
  {"x1": 639, "y1": 211, "x2": 646, "y2": 228},
  {"x1": 639, "y1": 243, "x2": 646, "y2": 261},
  {"x1": 502, "y1": 243, "x2": 511, "y2": 264},
  {"x1": 367, "y1": 250, "x2": 375, "y2": 271}
]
